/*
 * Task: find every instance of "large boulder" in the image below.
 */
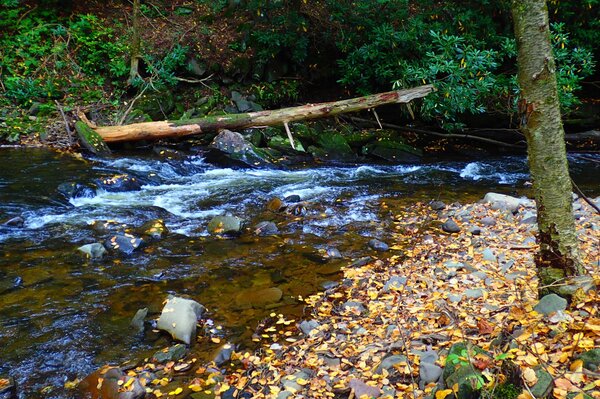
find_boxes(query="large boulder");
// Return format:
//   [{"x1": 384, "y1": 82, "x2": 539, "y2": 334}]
[
  {"x1": 58, "y1": 182, "x2": 96, "y2": 201},
  {"x1": 77, "y1": 243, "x2": 107, "y2": 260},
  {"x1": 208, "y1": 130, "x2": 274, "y2": 167},
  {"x1": 157, "y1": 296, "x2": 206, "y2": 345},
  {"x1": 483, "y1": 193, "x2": 529, "y2": 213},
  {"x1": 104, "y1": 234, "x2": 145, "y2": 255},
  {"x1": 96, "y1": 175, "x2": 143, "y2": 193}
]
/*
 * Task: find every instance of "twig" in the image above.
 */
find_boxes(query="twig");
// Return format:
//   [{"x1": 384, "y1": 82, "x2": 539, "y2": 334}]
[
  {"x1": 284, "y1": 122, "x2": 296, "y2": 150},
  {"x1": 371, "y1": 109, "x2": 383, "y2": 129},
  {"x1": 54, "y1": 100, "x2": 73, "y2": 145},
  {"x1": 571, "y1": 178, "x2": 600, "y2": 215},
  {"x1": 16, "y1": 5, "x2": 37, "y2": 26},
  {"x1": 117, "y1": 85, "x2": 148, "y2": 126}
]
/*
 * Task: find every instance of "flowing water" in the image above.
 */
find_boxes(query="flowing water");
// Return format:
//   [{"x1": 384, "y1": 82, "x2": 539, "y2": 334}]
[{"x1": 0, "y1": 147, "x2": 598, "y2": 398}]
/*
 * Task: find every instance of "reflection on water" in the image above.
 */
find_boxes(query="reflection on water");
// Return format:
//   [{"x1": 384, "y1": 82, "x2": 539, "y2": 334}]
[{"x1": 0, "y1": 147, "x2": 598, "y2": 398}]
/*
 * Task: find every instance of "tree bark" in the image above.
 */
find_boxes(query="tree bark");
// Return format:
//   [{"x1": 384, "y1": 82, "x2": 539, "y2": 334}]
[
  {"x1": 511, "y1": 0, "x2": 583, "y2": 283},
  {"x1": 127, "y1": 0, "x2": 141, "y2": 85},
  {"x1": 92, "y1": 85, "x2": 433, "y2": 143}
]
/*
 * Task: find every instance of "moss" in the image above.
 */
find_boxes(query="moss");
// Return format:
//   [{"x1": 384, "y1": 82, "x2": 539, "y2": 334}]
[{"x1": 483, "y1": 383, "x2": 521, "y2": 399}]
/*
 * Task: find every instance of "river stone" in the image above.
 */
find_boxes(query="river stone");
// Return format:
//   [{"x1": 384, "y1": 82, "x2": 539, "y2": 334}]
[
  {"x1": 207, "y1": 215, "x2": 243, "y2": 235},
  {"x1": 480, "y1": 216, "x2": 496, "y2": 226},
  {"x1": 349, "y1": 378, "x2": 381, "y2": 398},
  {"x1": 105, "y1": 234, "x2": 144, "y2": 255},
  {"x1": 468, "y1": 226, "x2": 481, "y2": 235},
  {"x1": 0, "y1": 376, "x2": 16, "y2": 399},
  {"x1": 78, "y1": 243, "x2": 107, "y2": 260},
  {"x1": 153, "y1": 343, "x2": 188, "y2": 363},
  {"x1": 442, "y1": 219, "x2": 461, "y2": 233},
  {"x1": 383, "y1": 276, "x2": 407, "y2": 292},
  {"x1": 483, "y1": 192, "x2": 524, "y2": 213},
  {"x1": 79, "y1": 367, "x2": 145, "y2": 399},
  {"x1": 368, "y1": 239, "x2": 389, "y2": 252},
  {"x1": 376, "y1": 354, "x2": 407, "y2": 373},
  {"x1": 342, "y1": 300, "x2": 365, "y2": 314},
  {"x1": 299, "y1": 320, "x2": 320, "y2": 336},
  {"x1": 139, "y1": 219, "x2": 168, "y2": 240},
  {"x1": 326, "y1": 247, "x2": 342, "y2": 259},
  {"x1": 235, "y1": 287, "x2": 283, "y2": 308},
  {"x1": 534, "y1": 294, "x2": 567, "y2": 316},
  {"x1": 429, "y1": 200, "x2": 446, "y2": 210},
  {"x1": 576, "y1": 349, "x2": 600, "y2": 371},
  {"x1": 214, "y1": 343, "x2": 235, "y2": 366},
  {"x1": 96, "y1": 174, "x2": 142, "y2": 192},
  {"x1": 419, "y1": 362, "x2": 443, "y2": 384},
  {"x1": 3, "y1": 216, "x2": 24, "y2": 228},
  {"x1": 284, "y1": 194, "x2": 302, "y2": 203},
  {"x1": 448, "y1": 293, "x2": 463, "y2": 303},
  {"x1": 210, "y1": 129, "x2": 252, "y2": 153},
  {"x1": 530, "y1": 366, "x2": 553, "y2": 398},
  {"x1": 465, "y1": 288, "x2": 485, "y2": 299},
  {"x1": 253, "y1": 221, "x2": 279, "y2": 236},
  {"x1": 157, "y1": 296, "x2": 206, "y2": 345},
  {"x1": 481, "y1": 248, "x2": 497, "y2": 262},
  {"x1": 130, "y1": 308, "x2": 147, "y2": 333},
  {"x1": 58, "y1": 182, "x2": 96, "y2": 201}
]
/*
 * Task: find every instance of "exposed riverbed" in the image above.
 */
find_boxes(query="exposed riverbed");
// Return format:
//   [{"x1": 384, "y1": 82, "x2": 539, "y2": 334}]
[{"x1": 0, "y1": 147, "x2": 598, "y2": 399}]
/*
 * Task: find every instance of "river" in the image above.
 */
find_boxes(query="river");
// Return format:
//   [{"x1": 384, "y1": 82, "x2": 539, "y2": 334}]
[{"x1": 0, "y1": 147, "x2": 598, "y2": 398}]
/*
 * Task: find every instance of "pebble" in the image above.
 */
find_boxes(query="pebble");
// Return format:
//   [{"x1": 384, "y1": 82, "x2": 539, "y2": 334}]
[
  {"x1": 464, "y1": 288, "x2": 485, "y2": 299},
  {"x1": 442, "y1": 219, "x2": 461, "y2": 233},
  {"x1": 368, "y1": 239, "x2": 389, "y2": 252}
]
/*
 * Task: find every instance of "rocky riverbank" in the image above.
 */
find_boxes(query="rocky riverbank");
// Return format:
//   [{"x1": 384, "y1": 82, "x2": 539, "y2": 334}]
[{"x1": 71, "y1": 193, "x2": 599, "y2": 399}]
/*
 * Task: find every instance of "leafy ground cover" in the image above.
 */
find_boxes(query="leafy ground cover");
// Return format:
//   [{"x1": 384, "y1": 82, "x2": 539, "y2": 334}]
[{"x1": 82, "y1": 197, "x2": 600, "y2": 399}]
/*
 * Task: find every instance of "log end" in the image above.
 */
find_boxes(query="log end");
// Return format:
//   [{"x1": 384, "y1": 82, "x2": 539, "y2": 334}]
[{"x1": 75, "y1": 121, "x2": 111, "y2": 156}]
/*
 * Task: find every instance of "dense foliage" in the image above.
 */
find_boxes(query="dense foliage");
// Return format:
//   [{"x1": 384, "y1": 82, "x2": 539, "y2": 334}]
[{"x1": 0, "y1": 0, "x2": 597, "y2": 139}]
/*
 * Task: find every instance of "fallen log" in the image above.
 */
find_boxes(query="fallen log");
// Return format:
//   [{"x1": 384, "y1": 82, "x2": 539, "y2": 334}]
[{"x1": 90, "y1": 85, "x2": 433, "y2": 143}]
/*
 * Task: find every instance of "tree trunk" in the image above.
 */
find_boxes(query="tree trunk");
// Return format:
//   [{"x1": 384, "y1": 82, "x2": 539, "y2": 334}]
[
  {"x1": 127, "y1": 0, "x2": 141, "y2": 85},
  {"x1": 511, "y1": 0, "x2": 583, "y2": 285},
  {"x1": 92, "y1": 85, "x2": 433, "y2": 143}
]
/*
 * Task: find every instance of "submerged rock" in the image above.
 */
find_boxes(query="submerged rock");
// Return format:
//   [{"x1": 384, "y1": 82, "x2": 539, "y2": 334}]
[
  {"x1": 130, "y1": 308, "x2": 148, "y2": 334},
  {"x1": 207, "y1": 215, "x2": 243, "y2": 236},
  {"x1": 79, "y1": 367, "x2": 145, "y2": 399},
  {"x1": 78, "y1": 243, "x2": 107, "y2": 260},
  {"x1": 368, "y1": 239, "x2": 389, "y2": 252},
  {"x1": 157, "y1": 296, "x2": 206, "y2": 345},
  {"x1": 2, "y1": 216, "x2": 24, "y2": 228},
  {"x1": 138, "y1": 219, "x2": 169, "y2": 240},
  {"x1": 253, "y1": 221, "x2": 279, "y2": 236},
  {"x1": 153, "y1": 343, "x2": 188, "y2": 363},
  {"x1": 235, "y1": 287, "x2": 283, "y2": 308},
  {"x1": 58, "y1": 182, "x2": 96, "y2": 201},
  {"x1": 214, "y1": 343, "x2": 236, "y2": 366},
  {"x1": 96, "y1": 174, "x2": 142, "y2": 193},
  {"x1": 0, "y1": 376, "x2": 16, "y2": 399},
  {"x1": 104, "y1": 234, "x2": 144, "y2": 255}
]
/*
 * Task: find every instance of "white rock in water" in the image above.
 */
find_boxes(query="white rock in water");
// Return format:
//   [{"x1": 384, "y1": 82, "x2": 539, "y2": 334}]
[{"x1": 157, "y1": 296, "x2": 205, "y2": 345}]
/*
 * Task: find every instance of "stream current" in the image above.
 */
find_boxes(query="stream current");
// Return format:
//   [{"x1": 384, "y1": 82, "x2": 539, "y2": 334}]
[{"x1": 0, "y1": 147, "x2": 598, "y2": 398}]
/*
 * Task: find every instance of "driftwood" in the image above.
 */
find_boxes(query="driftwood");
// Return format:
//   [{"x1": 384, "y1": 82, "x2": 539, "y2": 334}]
[{"x1": 88, "y1": 85, "x2": 433, "y2": 143}]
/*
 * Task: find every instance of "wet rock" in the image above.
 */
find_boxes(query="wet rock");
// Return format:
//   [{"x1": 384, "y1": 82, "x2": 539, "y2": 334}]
[
  {"x1": 442, "y1": 219, "x2": 461, "y2": 233},
  {"x1": 0, "y1": 376, "x2": 16, "y2": 399},
  {"x1": 266, "y1": 197, "x2": 285, "y2": 212},
  {"x1": 214, "y1": 343, "x2": 236, "y2": 366},
  {"x1": 96, "y1": 174, "x2": 142, "y2": 192},
  {"x1": 363, "y1": 138, "x2": 421, "y2": 163},
  {"x1": 78, "y1": 243, "x2": 107, "y2": 260},
  {"x1": 483, "y1": 192, "x2": 526, "y2": 213},
  {"x1": 209, "y1": 129, "x2": 273, "y2": 167},
  {"x1": 153, "y1": 343, "x2": 188, "y2": 363},
  {"x1": 349, "y1": 256, "x2": 372, "y2": 268},
  {"x1": 284, "y1": 194, "x2": 302, "y2": 203},
  {"x1": 326, "y1": 247, "x2": 342, "y2": 259},
  {"x1": 58, "y1": 182, "x2": 96, "y2": 200},
  {"x1": 75, "y1": 121, "x2": 112, "y2": 156},
  {"x1": 383, "y1": 276, "x2": 407, "y2": 293},
  {"x1": 104, "y1": 234, "x2": 144, "y2": 255},
  {"x1": 282, "y1": 371, "x2": 310, "y2": 393},
  {"x1": 130, "y1": 308, "x2": 148, "y2": 334},
  {"x1": 2, "y1": 216, "x2": 24, "y2": 228},
  {"x1": 534, "y1": 294, "x2": 567, "y2": 316},
  {"x1": 138, "y1": 219, "x2": 168, "y2": 240},
  {"x1": 576, "y1": 349, "x2": 600, "y2": 371},
  {"x1": 309, "y1": 132, "x2": 356, "y2": 162},
  {"x1": 235, "y1": 287, "x2": 283, "y2": 308},
  {"x1": 299, "y1": 320, "x2": 320, "y2": 336},
  {"x1": 368, "y1": 239, "x2": 389, "y2": 252},
  {"x1": 321, "y1": 281, "x2": 338, "y2": 290},
  {"x1": 157, "y1": 296, "x2": 206, "y2": 345},
  {"x1": 207, "y1": 215, "x2": 243, "y2": 236},
  {"x1": 429, "y1": 200, "x2": 446, "y2": 211},
  {"x1": 253, "y1": 221, "x2": 279, "y2": 236},
  {"x1": 530, "y1": 366, "x2": 553, "y2": 398}
]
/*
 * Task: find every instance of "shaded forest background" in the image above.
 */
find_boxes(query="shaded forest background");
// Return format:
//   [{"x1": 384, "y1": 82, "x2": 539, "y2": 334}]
[{"x1": 1, "y1": 0, "x2": 598, "y2": 143}]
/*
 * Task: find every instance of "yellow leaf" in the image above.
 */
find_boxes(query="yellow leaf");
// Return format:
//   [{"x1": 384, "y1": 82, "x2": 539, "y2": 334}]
[
  {"x1": 435, "y1": 389, "x2": 453, "y2": 399},
  {"x1": 570, "y1": 359, "x2": 584, "y2": 372},
  {"x1": 523, "y1": 367, "x2": 538, "y2": 387},
  {"x1": 211, "y1": 337, "x2": 221, "y2": 344}
]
